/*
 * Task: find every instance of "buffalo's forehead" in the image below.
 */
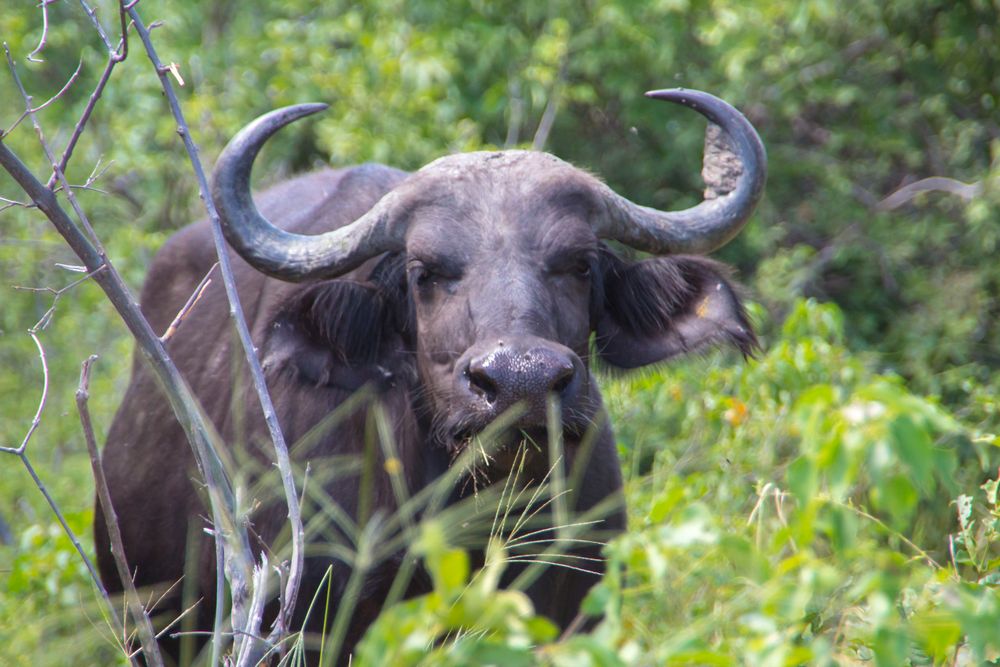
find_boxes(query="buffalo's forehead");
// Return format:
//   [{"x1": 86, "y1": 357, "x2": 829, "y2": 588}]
[
  {"x1": 405, "y1": 150, "x2": 600, "y2": 255},
  {"x1": 418, "y1": 149, "x2": 572, "y2": 177}
]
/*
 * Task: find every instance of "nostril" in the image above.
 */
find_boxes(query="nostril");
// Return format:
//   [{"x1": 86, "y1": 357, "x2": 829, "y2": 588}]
[
  {"x1": 467, "y1": 366, "x2": 498, "y2": 403},
  {"x1": 550, "y1": 365, "x2": 575, "y2": 395}
]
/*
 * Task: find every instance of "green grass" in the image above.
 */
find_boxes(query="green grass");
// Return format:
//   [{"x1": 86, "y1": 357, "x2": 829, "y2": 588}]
[{"x1": 2, "y1": 299, "x2": 998, "y2": 665}]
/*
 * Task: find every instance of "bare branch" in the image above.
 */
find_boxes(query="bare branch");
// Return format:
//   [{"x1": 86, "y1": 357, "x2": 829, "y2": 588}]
[
  {"x1": 160, "y1": 263, "x2": 217, "y2": 343},
  {"x1": 128, "y1": 6, "x2": 304, "y2": 655},
  {"x1": 46, "y1": 42, "x2": 125, "y2": 188},
  {"x1": 4, "y1": 43, "x2": 105, "y2": 250},
  {"x1": 0, "y1": 137, "x2": 245, "y2": 667},
  {"x1": 77, "y1": 0, "x2": 116, "y2": 52},
  {"x1": 4, "y1": 58, "x2": 85, "y2": 137},
  {"x1": 0, "y1": 343, "x2": 131, "y2": 662},
  {"x1": 2, "y1": 266, "x2": 103, "y2": 453},
  {"x1": 27, "y1": 0, "x2": 58, "y2": 63},
  {"x1": 125, "y1": 12, "x2": 263, "y2": 650},
  {"x1": 2, "y1": 8, "x2": 262, "y2": 664},
  {"x1": 78, "y1": 356, "x2": 166, "y2": 667},
  {"x1": 0, "y1": 332, "x2": 48, "y2": 455},
  {"x1": 20, "y1": 454, "x2": 132, "y2": 644},
  {"x1": 877, "y1": 176, "x2": 984, "y2": 211},
  {"x1": 36, "y1": 58, "x2": 85, "y2": 112},
  {"x1": 49, "y1": 5, "x2": 130, "y2": 186},
  {"x1": 532, "y1": 60, "x2": 568, "y2": 152},
  {"x1": 504, "y1": 77, "x2": 523, "y2": 149},
  {"x1": 0, "y1": 195, "x2": 33, "y2": 212}
]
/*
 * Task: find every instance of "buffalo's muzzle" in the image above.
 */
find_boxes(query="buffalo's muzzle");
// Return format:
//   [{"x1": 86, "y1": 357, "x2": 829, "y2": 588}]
[{"x1": 458, "y1": 339, "x2": 582, "y2": 426}]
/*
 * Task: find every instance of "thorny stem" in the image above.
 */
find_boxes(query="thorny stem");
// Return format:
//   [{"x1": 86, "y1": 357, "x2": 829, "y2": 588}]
[
  {"x1": 129, "y1": 10, "x2": 263, "y2": 660},
  {"x1": 49, "y1": 56, "x2": 119, "y2": 189},
  {"x1": 6, "y1": 4, "x2": 262, "y2": 662}
]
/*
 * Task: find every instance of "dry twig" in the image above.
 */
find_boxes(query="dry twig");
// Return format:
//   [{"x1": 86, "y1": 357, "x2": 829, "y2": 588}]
[
  {"x1": 877, "y1": 176, "x2": 984, "y2": 211},
  {"x1": 160, "y1": 262, "x2": 217, "y2": 343},
  {"x1": 27, "y1": 0, "x2": 58, "y2": 62}
]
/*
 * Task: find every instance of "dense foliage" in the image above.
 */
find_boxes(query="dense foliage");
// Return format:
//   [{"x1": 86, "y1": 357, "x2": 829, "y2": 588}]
[{"x1": 1, "y1": 0, "x2": 998, "y2": 664}]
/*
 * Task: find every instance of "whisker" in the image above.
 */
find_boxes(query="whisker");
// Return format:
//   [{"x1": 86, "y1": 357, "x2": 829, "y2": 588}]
[
  {"x1": 501, "y1": 559, "x2": 601, "y2": 577},
  {"x1": 504, "y1": 535, "x2": 605, "y2": 550}
]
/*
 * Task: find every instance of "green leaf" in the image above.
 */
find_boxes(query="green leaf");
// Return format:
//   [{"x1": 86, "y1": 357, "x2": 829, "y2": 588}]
[
  {"x1": 787, "y1": 455, "x2": 818, "y2": 505},
  {"x1": 823, "y1": 503, "x2": 858, "y2": 554},
  {"x1": 983, "y1": 477, "x2": 999, "y2": 506},
  {"x1": 911, "y1": 609, "x2": 962, "y2": 663},
  {"x1": 872, "y1": 474, "x2": 918, "y2": 526},
  {"x1": 434, "y1": 548, "x2": 470, "y2": 601},
  {"x1": 888, "y1": 416, "x2": 934, "y2": 492}
]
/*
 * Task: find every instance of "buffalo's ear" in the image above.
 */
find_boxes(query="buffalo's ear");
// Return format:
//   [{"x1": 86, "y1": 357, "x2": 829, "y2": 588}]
[
  {"x1": 595, "y1": 254, "x2": 757, "y2": 369},
  {"x1": 261, "y1": 255, "x2": 409, "y2": 390}
]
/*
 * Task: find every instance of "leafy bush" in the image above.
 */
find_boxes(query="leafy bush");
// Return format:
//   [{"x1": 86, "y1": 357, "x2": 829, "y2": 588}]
[
  {"x1": 333, "y1": 300, "x2": 1000, "y2": 664},
  {"x1": 595, "y1": 299, "x2": 1000, "y2": 665}
]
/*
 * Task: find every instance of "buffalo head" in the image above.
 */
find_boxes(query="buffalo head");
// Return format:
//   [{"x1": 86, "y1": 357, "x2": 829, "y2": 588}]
[{"x1": 211, "y1": 89, "x2": 764, "y2": 461}]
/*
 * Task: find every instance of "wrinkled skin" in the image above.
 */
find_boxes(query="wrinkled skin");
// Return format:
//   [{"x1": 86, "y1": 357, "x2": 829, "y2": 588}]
[{"x1": 96, "y1": 154, "x2": 755, "y2": 665}]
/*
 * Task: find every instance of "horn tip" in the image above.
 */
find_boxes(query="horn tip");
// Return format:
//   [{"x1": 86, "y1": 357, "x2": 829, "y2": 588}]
[
  {"x1": 644, "y1": 88, "x2": 707, "y2": 106},
  {"x1": 289, "y1": 102, "x2": 329, "y2": 117}
]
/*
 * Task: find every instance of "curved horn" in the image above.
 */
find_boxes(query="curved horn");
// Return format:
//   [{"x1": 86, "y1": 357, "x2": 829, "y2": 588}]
[
  {"x1": 596, "y1": 88, "x2": 767, "y2": 254},
  {"x1": 211, "y1": 104, "x2": 408, "y2": 282}
]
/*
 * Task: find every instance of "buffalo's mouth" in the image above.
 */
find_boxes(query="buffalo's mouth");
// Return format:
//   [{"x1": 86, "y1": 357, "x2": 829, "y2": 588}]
[
  {"x1": 444, "y1": 410, "x2": 594, "y2": 470},
  {"x1": 444, "y1": 426, "x2": 564, "y2": 492}
]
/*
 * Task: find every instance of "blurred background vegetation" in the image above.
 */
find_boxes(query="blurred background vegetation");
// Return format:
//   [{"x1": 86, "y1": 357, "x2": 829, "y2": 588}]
[{"x1": 1, "y1": 0, "x2": 998, "y2": 664}]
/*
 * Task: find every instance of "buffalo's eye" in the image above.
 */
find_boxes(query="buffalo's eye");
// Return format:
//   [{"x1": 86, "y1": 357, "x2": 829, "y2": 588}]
[
  {"x1": 409, "y1": 259, "x2": 459, "y2": 292},
  {"x1": 414, "y1": 267, "x2": 435, "y2": 288},
  {"x1": 550, "y1": 255, "x2": 594, "y2": 281}
]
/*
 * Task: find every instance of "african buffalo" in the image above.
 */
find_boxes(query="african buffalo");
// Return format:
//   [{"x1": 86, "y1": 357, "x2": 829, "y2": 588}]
[{"x1": 95, "y1": 88, "x2": 765, "y2": 664}]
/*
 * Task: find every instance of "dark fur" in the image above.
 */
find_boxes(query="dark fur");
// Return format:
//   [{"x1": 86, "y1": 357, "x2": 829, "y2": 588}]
[{"x1": 95, "y1": 159, "x2": 754, "y2": 665}]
